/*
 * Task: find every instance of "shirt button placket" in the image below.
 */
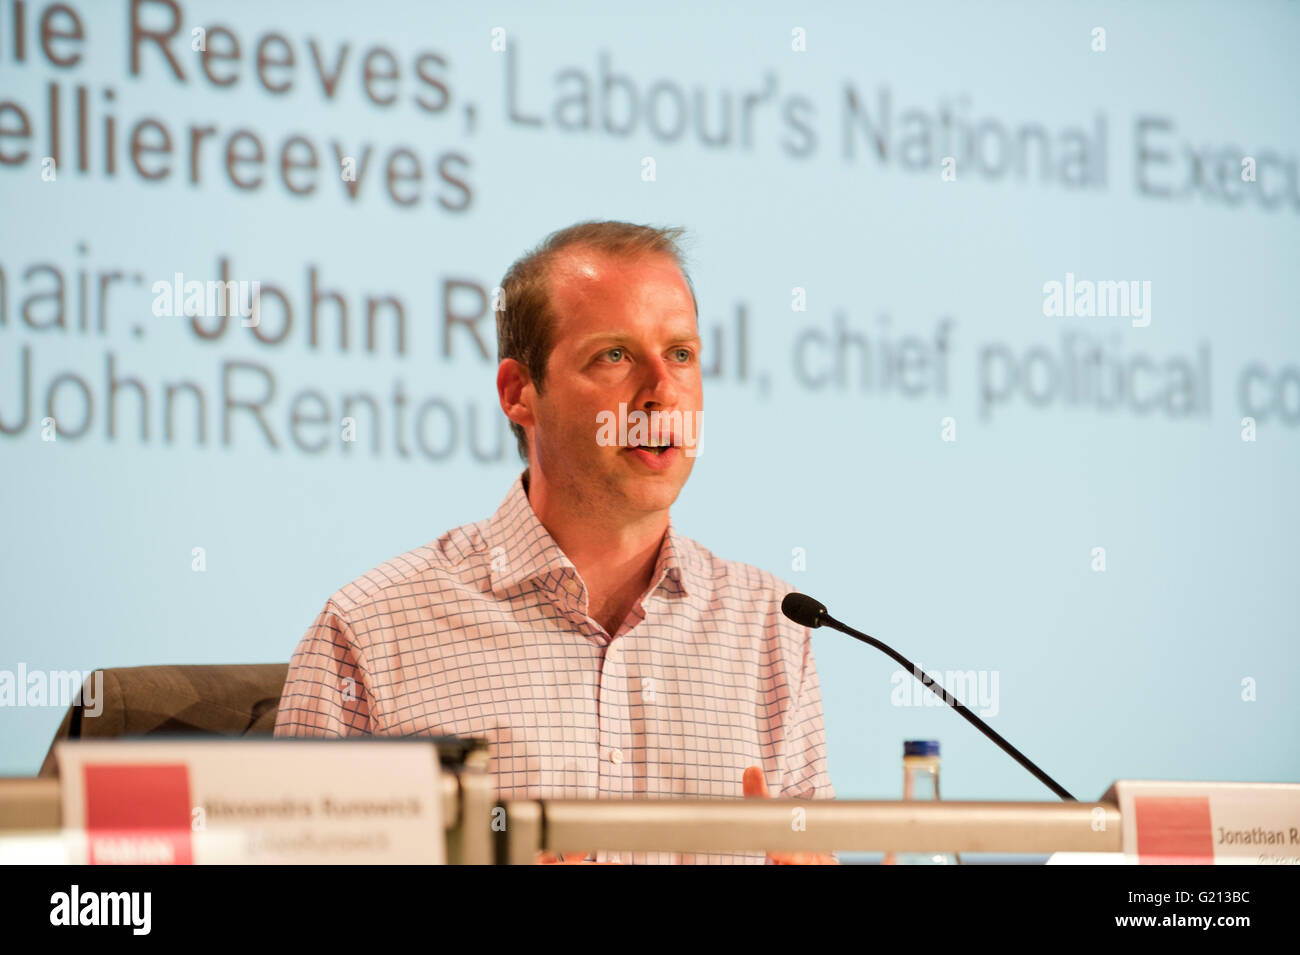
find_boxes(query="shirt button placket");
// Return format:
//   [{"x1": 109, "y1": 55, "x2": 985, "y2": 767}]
[{"x1": 597, "y1": 639, "x2": 628, "y2": 797}]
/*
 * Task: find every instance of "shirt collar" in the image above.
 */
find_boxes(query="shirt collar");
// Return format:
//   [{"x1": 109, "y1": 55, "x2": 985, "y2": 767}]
[{"x1": 487, "y1": 469, "x2": 695, "y2": 601}]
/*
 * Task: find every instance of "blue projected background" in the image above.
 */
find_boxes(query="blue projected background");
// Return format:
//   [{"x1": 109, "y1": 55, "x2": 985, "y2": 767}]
[{"x1": 1, "y1": 1, "x2": 1297, "y2": 802}]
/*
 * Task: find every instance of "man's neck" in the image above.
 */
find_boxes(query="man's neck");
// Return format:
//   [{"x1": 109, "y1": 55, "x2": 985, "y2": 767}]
[{"x1": 522, "y1": 468, "x2": 668, "y2": 619}]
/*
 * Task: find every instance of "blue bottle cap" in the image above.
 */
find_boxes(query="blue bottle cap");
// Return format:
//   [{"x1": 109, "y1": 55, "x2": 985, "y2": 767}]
[{"x1": 904, "y1": 740, "x2": 940, "y2": 757}]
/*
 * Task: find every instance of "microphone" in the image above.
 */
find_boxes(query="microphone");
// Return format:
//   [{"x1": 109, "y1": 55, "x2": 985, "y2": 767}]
[{"x1": 782, "y1": 592, "x2": 1076, "y2": 801}]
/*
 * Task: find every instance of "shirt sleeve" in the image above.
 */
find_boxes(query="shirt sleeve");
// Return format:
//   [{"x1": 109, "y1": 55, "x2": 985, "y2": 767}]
[
  {"x1": 274, "y1": 601, "x2": 373, "y2": 737},
  {"x1": 781, "y1": 626, "x2": 835, "y2": 801}
]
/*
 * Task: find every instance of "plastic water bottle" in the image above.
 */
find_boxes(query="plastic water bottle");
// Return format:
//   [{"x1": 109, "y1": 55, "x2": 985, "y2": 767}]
[{"x1": 882, "y1": 740, "x2": 961, "y2": 865}]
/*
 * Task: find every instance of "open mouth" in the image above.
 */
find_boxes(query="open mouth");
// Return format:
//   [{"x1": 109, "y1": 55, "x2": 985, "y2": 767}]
[{"x1": 623, "y1": 443, "x2": 679, "y2": 467}]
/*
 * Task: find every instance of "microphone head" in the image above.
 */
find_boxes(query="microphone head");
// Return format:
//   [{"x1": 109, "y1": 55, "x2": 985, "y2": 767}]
[{"x1": 781, "y1": 592, "x2": 828, "y2": 629}]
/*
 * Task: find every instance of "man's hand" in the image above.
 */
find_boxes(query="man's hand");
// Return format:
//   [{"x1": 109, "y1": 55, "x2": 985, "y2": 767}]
[
  {"x1": 534, "y1": 850, "x2": 622, "y2": 864},
  {"x1": 742, "y1": 766, "x2": 839, "y2": 865},
  {"x1": 535, "y1": 850, "x2": 599, "y2": 864}
]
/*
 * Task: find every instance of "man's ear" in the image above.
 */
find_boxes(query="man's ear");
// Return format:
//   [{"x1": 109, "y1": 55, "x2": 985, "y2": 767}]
[{"x1": 497, "y1": 358, "x2": 536, "y2": 429}]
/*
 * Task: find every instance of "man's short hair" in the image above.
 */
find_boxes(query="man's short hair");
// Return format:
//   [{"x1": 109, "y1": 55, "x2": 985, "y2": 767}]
[{"x1": 496, "y1": 220, "x2": 698, "y2": 462}]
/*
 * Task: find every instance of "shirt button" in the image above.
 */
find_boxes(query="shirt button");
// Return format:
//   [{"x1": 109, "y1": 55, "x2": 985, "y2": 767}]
[{"x1": 609, "y1": 748, "x2": 624, "y2": 765}]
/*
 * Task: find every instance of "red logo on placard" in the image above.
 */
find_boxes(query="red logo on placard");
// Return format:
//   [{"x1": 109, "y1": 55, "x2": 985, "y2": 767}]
[
  {"x1": 1133, "y1": 795, "x2": 1214, "y2": 864},
  {"x1": 84, "y1": 764, "x2": 194, "y2": 865}
]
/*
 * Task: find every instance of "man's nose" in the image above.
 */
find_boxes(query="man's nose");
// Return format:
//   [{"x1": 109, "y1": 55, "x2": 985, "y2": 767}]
[{"x1": 636, "y1": 355, "x2": 680, "y2": 410}]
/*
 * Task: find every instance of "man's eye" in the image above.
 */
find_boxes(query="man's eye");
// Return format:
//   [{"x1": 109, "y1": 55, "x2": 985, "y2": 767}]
[
  {"x1": 673, "y1": 348, "x2": 694, "y2": 362},
  {"x1": 603, "y1": 348, "x2": 625, "y2": 362}
]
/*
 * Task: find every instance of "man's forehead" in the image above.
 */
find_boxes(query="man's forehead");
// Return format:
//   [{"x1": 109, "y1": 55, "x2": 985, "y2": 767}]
[
  {"x1": 547, "y1": 247, "x2": 695, "y2": 325},
  {"x1": 543, "y1": 246, "x2": 696, "y2": 340}
]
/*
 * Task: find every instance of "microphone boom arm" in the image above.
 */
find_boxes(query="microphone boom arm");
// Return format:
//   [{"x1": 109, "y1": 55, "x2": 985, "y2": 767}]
[{"x1": 788, "y1": 593, "x2": 1076, "y2": 801}]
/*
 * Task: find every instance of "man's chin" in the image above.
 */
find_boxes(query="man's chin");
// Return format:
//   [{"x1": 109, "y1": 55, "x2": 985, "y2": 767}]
[
  {"x1": 615, "y1": 472, "x2": 685, "y2": 510},
  {"x1": 607, "y1": 449, "x2": 691, "y2": 499}
]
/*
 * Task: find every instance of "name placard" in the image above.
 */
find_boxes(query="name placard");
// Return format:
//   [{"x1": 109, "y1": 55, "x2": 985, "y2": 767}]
[
  {"x1": 1109, "y1": 780, "x2": 1300, "y2": 865},
  {"x1": 57, "y1": 739, "x2": 445, "y2": 864}
]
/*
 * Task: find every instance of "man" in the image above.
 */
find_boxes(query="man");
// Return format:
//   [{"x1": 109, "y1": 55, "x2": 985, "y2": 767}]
[{"x1": 275, "y1": 221, "x2": 836, "y2": 864}]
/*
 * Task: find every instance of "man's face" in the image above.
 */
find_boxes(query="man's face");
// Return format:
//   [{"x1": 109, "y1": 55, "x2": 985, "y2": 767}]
[{"x1": 528, "y1": 248, "x2": 703, "y2": 519}]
